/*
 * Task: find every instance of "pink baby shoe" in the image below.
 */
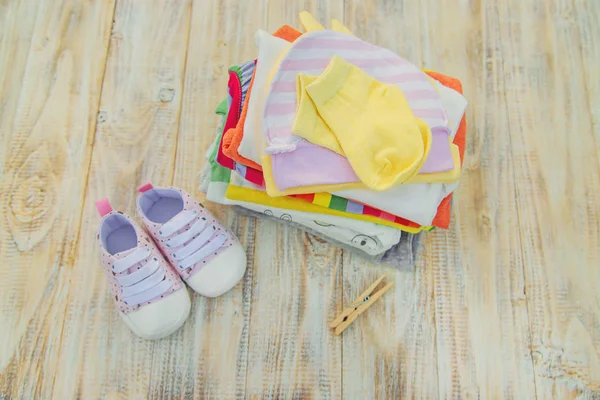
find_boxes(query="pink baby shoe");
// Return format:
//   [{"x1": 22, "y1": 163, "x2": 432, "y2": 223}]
[
  {"x1": 95, "y1": 198, "x2": 191, "y2": 339},
  {"x1": 135, "y1": 183, "x2": 247, "y2": 297}
]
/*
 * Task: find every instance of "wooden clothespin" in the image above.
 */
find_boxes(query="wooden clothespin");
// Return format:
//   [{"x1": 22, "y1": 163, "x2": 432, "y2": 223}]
[{"x1": 329, "y1": 275, "x2": 394, "y2": 335}]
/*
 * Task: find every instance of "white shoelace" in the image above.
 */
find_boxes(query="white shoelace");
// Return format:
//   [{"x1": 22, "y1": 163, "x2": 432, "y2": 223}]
[
  {"x1": 159, "y1": 210, "x2": 227, "y2": 270},
  {"x1": 112, "y1": 248, "x2": 172, "y2": 306}
]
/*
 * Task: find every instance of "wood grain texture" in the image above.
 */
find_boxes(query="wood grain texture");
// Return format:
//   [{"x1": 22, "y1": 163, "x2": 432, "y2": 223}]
[
  {"x1": 421, "y1": 1, "x2": 539, "y2": 398},
  {"x1": 0, "y1": 1, "x2": 115, "y2": 398},
  {"x1": 495, "y1": 0, "x2": 600, "y2": 398},
  {"x1": 0, "y1": 0, "x2": 37, "y2": 184},
  {"x1": 1, "y1": 0, "x2": 599, "y2": 399}
]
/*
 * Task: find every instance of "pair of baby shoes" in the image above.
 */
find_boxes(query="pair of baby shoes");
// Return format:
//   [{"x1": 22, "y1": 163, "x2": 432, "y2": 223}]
[{"x1": 95, "y1": 183, "x2": 246, "y2": 340}]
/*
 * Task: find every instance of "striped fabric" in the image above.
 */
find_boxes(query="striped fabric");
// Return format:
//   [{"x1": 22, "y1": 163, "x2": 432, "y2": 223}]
[{"x1": 263, "y1": 30, "x2": 452, "y2": 191}]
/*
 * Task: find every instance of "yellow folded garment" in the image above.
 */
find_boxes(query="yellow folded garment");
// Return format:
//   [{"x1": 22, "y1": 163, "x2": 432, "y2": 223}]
[
  {"x1": 292, "y1": 56, "x2": 431, "y2": 191},
  {"x1": 261, "y1": 136, "x2": 460, "y2": 197},
  {"x1": 225, "y1": 183, "x2": 427, "y2": 233}
]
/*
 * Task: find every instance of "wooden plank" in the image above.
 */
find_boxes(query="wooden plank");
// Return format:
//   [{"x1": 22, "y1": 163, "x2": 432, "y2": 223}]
[
  {"x1": 171, "y1": 0, "x2": 267, "y2": 398},
  {"x1": 242, "y1": 222, "x2": 343, "y2": 399},
  {"x1": 0, "y1": 1, "x2": 115, "y2": 398},
  {"x1": 340, "y1": 257, "x2": 439, "y2": 399},
  {"x1": 0, "y1": 0, "x2": 38, "y2": 180},
  {"x1": 238, "y1": 2, "x2": 344, "y2": 399},
  {"x1": 47, "y1": 1, "x2": 193, "y2": 399},
  {"x1": 340, "y1": 2, "x2": 440, "y2": 399},
  {"x1": 421, "y1": 1, "x2": 540, "y2": 398},
  {"x1": 494, "y1": 0, "x2": 600, "y2": 397},
  {"x1": 573, "y1": 0, "x2": 600, "y2": 159}
]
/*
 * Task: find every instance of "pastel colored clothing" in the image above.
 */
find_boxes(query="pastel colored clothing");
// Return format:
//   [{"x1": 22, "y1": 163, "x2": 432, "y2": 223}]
[
  {"x1": 215, "y1": 63, "x2": 466, "y2": 228},
  {"x1": 292, "y1": 56, "x2": 432, "y2": 190},
  {"x1": 259, "y1": 76, "x2": 467, "y2": 226},
  {"x1": 262, "y1": 30, "x2": 454, "y2": 194},
  {"x1": 220, "y1": 69, "x2": 467, "y2": 227},
  {"x1": 222, "y1": 25, "x2": 301, "y2": 170}
]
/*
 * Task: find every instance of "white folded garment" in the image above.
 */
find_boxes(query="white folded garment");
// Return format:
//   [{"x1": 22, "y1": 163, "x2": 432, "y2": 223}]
[
  {"x1": 238, "y1": 30, "x2": 290, "y2": 166},
  {"x1": 204, "y1": 169, "x2": 401, "y2": 256}
]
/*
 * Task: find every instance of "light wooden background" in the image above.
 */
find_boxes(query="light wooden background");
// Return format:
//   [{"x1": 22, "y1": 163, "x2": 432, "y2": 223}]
[{"x1": 1, "y1": 0, "x2": 599, "y2": 399}]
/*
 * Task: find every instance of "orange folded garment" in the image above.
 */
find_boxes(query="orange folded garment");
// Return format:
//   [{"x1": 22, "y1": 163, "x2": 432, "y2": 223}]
[{"x1": 222, "y1": 25, "x2": 302, "y2": 170}]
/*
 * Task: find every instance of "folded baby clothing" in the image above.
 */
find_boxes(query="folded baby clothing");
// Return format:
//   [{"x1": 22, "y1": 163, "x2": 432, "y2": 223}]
[
  {"x1": 292, "y1": 55, "x2": 432, "y2": 190},
  {"x1": 217, "y1": 56, "x2": 466, "y2": 227},
  {"x1": 261, "y1": 29, "x2": 459, "y2": 196},
  {"x1": 259, "y1": 72, "x2": 467, "y2": 226},
  {"x1": 198, "y1": 12, "x2": 468, "y2": 269}
]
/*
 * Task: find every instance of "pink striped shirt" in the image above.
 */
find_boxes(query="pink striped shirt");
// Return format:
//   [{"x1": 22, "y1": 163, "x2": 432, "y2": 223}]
[{"x1": 263, "y1": 31, "x2": 452, "y2": 191}]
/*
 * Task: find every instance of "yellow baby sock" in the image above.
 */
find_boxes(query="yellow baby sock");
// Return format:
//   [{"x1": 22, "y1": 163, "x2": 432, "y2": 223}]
[
  {"x1": 293, "y1": 74, "x2": 344, "y2": 154},
  {"x1": 298, "y1": 56, "x2": 432, "y2": 191}
]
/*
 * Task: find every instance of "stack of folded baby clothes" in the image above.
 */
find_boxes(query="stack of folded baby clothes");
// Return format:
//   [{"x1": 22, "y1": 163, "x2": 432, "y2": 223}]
[{"x1": 199, "y1": 12, "x2": 468, "y2": 270}]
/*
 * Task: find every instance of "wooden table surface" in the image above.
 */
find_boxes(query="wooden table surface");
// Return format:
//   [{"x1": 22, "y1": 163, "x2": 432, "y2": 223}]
[{"x1": 1, "y1": 0, "x2": 599, "y2": 399}]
